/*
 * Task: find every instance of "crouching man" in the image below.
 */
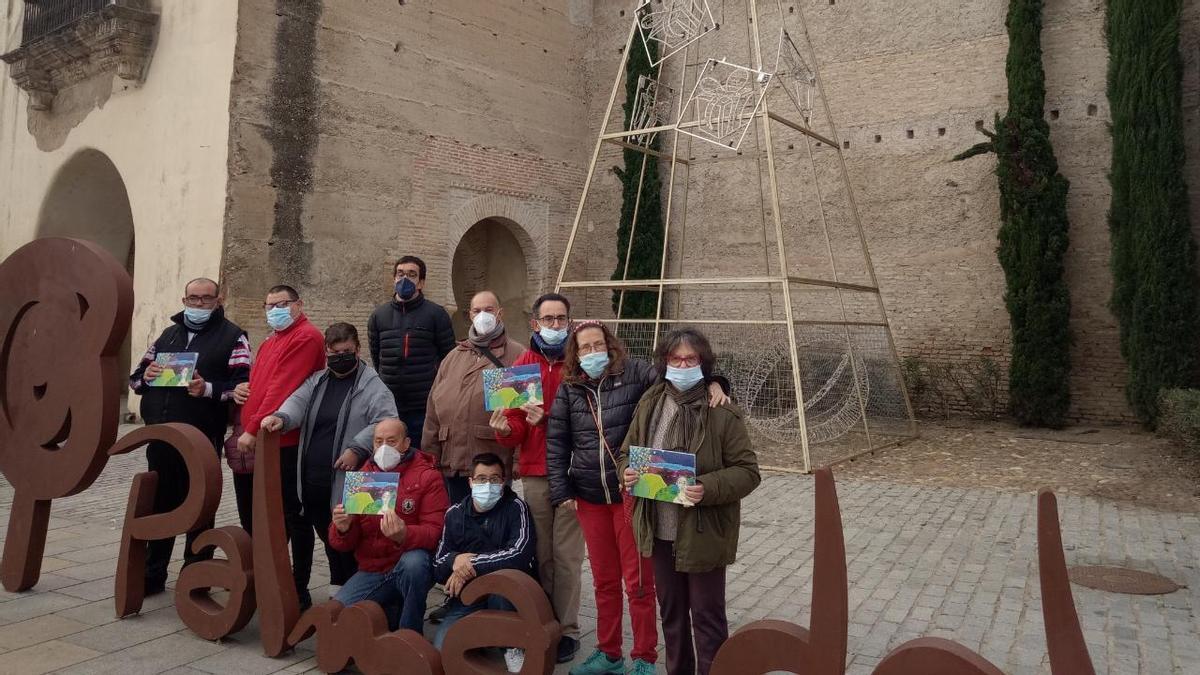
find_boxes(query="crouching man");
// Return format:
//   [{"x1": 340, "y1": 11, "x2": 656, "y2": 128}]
[
  {"x1": 329, "y1": 418, "x2": 449, "y2": 632},
  {"x1": 433, "y1": 452, "x2": 537, "y2": 671}
]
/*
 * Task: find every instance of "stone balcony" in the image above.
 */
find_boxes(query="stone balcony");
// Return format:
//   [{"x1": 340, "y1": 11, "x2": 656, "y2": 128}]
[{"x1": 1, "y1": 0, "x2": 158, "y2": 111}]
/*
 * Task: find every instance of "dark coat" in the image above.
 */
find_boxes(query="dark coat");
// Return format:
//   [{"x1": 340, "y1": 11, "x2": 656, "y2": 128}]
[
  {"x1": 432, "y1": 489, "x2": 536, "y2": 584},
  {"x1": 367, "y1": 294, "x2": 455, "y2": 413}
]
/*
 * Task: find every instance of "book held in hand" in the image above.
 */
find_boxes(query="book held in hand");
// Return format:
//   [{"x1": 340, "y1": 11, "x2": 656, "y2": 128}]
[
  {"x1": 341, "y1": 471, "x2": 400, "y2": 515},
  {"x1": 149, "y1": 352, "x2": 199, "y2": 387},
  {"x1": 482, "y1": 363, "x2": 543, "y2": 411},
  {"x1": 629, "y1": 446, "x2": 697, "y2": 505}
]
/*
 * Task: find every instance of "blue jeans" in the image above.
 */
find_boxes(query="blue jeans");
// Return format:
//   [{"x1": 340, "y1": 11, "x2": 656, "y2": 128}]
[
  {"x1": 433, "y1": 595, "x2": 516, "y2": 649},
  {"x1": 334, "y1": 549, "x2": 433, "y2": 633}
]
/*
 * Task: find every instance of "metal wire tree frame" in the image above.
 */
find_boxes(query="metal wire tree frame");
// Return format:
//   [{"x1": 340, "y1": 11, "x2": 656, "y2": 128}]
[{"x1": 555, "y1": 0, "x2": 917, "y2": 472}]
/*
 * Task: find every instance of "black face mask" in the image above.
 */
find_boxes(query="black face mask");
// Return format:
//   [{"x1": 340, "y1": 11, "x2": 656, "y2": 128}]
[{"x1": 327, "y1": 352, "x2": 358, "y2": 376}]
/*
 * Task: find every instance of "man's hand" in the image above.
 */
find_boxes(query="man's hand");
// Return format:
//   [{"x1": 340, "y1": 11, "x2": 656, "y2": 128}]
[
  {"x1": 707, "y1": 381, "x2": 730, "y2": 408},
  {"x1": 333, "y1": 449, "x2": 360, "y2": 470},
  {"x1": 521, "y1": 402, "x2": 545, "y2": 427},
  {"x1": 558, "y1": 499, "x2": 577, "y2": 512},
  {"x1": 260, "y1": 415, "x2": 284, "y2": 433},
  {"x1": 332, "y1": 504, "x2": 352, "y2": 533},
  {"x1": 489, "y1": 408, "x2": 511, "y2": 437},
  {"x1": 623, "y1": 468, "x2": 638, "y2": 490},
  {"x1": 683, "y1": 482, "x2": 705, "y2": 505},
  {"x1": 232, "y1": 382, "x2": 250, "y2": 405},
  {"x1": 380, "y1": 509, "x2": 407, "y2": 543},
  {"x1": 445, "y1": 571, "x2": 468, "y2": 598},
  {"x1": 143, "y1": 362, "x2": 164, "y2": 383},
  {"x1": 186, "y1": 373, "x2": 206, "y2": 397},
  {"x1": 237, "y1": 431, "x2": 256, "y2": 455},
  {"x1": 452, "y1": 553, "x2": 476, "y2": 579}
]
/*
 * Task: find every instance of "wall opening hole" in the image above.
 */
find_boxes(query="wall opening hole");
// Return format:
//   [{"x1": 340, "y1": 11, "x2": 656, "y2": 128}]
[
  {"x1": 842, "y1": 140, "x2": 850, "y2": 149},
  {"x1": 975, "y1": 119, "x2": 984, "y2": 128},
  {"x1": 1050, "y1": 109, "x2": 1060, "y2": 120},
  {"x1": 906, "y1": 129, "x2": 914, "y2": 139},
  {"x1": 1087, "y1": 104, "x2": 1097, "y2": 116},
  {"x1": 937, "y1": 127, "x2": 946, "y2": 136},
  {"x1": 874, "y1": 134, "x2": 881, "y2": 143}
]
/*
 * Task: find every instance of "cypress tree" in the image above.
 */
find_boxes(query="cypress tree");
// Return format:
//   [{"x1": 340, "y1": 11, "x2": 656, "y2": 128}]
[
  {"x1": 611, "y1": 39, "x2": 664, "y2": 319},
  {"x1": 955, "y1": 0, "x2": 1073, "y2": 426},
  {"x1": 1106, "y1": 0, "x2": 1199, "y2": 424}
]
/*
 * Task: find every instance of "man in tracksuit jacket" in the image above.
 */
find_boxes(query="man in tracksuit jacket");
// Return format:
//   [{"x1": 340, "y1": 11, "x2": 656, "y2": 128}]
[
  {"x1": 367, "y1": 255, "x2": 455, "y2": 447},
  {"x1": 431, "y1": 452, "x2": 536, "y2": 651},
  {"x1": 129, "y1": 277, "x2": 251, "y2": 595}
]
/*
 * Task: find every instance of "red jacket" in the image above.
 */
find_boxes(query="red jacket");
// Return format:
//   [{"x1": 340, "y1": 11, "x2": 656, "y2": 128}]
[
  {"x1": 241, "y1": 314, "x2": 326, "y2": 446},
  {"x1": 328, "y1": 452, "x2": 449, "y2": 573},
  {"x1": 494, "y1": 346, "x2": 564, "y2": 477}
]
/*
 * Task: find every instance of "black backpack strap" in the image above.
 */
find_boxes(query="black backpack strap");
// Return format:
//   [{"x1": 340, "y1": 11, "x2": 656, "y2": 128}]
[{"x1": 475, "y1": 343, "x2": 505, "y2": 369}]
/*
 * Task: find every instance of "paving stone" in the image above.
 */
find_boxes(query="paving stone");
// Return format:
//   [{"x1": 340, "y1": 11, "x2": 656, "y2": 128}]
[
  {"x1": 57, "y1": 632, "x2": 226, "y2": 675},
  {"x1": 0, "y1": 638, "x2": 102, "y2": 674},
  {"x1": 186, "y1": 640, "x2": 313, "y2": 675},
  {"x1": 67, "y1": 606, "x2": 187, "y2": 652},
  {"x1": 0, "y1": 591, "x2": 89, "y2": 626},
  {"x1": 0, "y1": 613, "x2": 90, "y2": 651}
]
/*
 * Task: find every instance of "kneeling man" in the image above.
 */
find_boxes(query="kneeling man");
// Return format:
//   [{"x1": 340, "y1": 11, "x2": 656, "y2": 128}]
[{"x1": 330, "y1": 418, "x2": 449, "y2": 632}]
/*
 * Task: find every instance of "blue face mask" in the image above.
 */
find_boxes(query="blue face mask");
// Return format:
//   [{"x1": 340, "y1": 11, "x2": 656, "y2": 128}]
[
  {"x1": 538, "y1": 326, "x2": 568, "y2": 346},
  {"x1": 183, "y1": 307, "x2": 212, "y2": 325},
  {"x1": 266, "y1": 306, "x2": 294, "y2": 331},
  {"x1": 395, "y1": 278, "x2": 417, "y2": 300},
  {"x1": 471, "y1": 482, "x2": 503, "y2": 511},
  {"x1": 665, "y1": 364, "x2": 704, "y2": 391},
  {"x1": 579, "y1": 352, "x2": 610, "y2": 379}
]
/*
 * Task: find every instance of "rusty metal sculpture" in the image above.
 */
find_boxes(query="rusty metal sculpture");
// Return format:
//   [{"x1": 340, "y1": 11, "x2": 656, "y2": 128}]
[
  {"x1": 0, "y1": 237, "x2": 133, "y2": 592},
  {"x1": 441, "y1": 569, "x2": 562, "y2": 675},
  {"x1": 254, "y1": 429, "x2": 302, "y2": 657},
  {"x1": 108, "y1": 422, "x2": 222, "y2": 617},
  {"x1": 1037, "y1": 489, "x2": 1096, "y2": 675},
  {"x1": 175, "y1": 526, "x2": 256, "y2": 640},
  {"x1": 290, "y1": 600, "x2": 442, "y2": 675}
]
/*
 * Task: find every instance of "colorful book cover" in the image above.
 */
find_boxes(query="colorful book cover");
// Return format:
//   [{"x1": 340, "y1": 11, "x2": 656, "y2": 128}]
[
  {"x1": 341, "y1": 471, "x2": 400, "y2": 515},
  {"x1": 629, "y1": 446, "x2": 697, "y2": 505},
  {"x1": 482, "y1": 363, "x2": 543, "y2": 411},
  {"x1": 149, "y1": 352, "x2": 199, "y2": 387}
]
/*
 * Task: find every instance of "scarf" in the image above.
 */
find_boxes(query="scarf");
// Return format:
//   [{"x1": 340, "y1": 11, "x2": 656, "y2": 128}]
[
  {"x1": 468, "y1": 321, "x2": 506, "y2": 348},
  {"x1": 649, "y1": 381, "x2": 708, "y2": 454},
  {"x1": 531, "y1": 331, "x2": 566, "y2": 360}
]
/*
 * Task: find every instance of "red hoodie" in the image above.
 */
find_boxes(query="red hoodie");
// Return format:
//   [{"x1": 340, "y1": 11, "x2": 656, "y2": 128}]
[
  {"x1": 328, "y1": 452, "x2": 449, "y2": 573},
  {"x1": 241, "y1": 314, "x2": 326, "y2": 447},
  {"x1": 494, "y1": 346, "x2": 564, "y2": 477}
]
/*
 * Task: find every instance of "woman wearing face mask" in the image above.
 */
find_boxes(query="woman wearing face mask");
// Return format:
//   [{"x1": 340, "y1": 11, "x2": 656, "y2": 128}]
[
  {"x1": 546, "y1": 321, "x2": 730, "y2": 675},
  {"x1": 619, "y1": 328, "x2": 760, "y2": 675},
  {"x1": 259, "y1": 322, "x2": 398, "y2": 608}
]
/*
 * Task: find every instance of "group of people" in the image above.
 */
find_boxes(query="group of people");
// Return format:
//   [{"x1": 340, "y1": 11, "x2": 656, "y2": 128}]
[{"x1": 130, "y1": 255, "x2": 761, "y2": 675}]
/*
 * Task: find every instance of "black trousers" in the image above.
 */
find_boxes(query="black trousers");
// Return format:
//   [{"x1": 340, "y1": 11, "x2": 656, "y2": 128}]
[
  {"x1": 231, "y1": 471, "x2": 254, "y2": 535},
  {"x1": 145, "y1": 437, "x2": 220, "y2": 584},
  {"x1": 652, "y1": 539, "x2": 729, "y2": 675},
  {"x1": 296, "y1": 477, "x2": 358, "y2": 588}
]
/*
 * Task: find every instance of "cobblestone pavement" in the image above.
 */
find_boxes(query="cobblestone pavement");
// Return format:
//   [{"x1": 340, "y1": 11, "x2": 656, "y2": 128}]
[{"x1": 0, "y1": 429, "x2": 1196, "y2": 673}]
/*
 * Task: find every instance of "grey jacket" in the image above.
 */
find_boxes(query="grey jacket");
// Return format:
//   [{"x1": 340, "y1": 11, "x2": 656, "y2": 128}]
[{"x1": 273, "y1": 362, "x2": 398, "y2": 492}]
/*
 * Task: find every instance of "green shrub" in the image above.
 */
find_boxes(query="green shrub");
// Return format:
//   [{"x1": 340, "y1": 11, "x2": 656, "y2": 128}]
[{"x1": 1156, "y1": 389, "x2": 1200, "y2": 454}]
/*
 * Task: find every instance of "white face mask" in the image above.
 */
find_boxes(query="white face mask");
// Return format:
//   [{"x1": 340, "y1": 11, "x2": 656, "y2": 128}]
[
  {"x1": 472, "y1": 311, "x2": 498, "y2": 335},
  {"x1": 373, "y1": 443, "x2": 403, "y2": 471}
]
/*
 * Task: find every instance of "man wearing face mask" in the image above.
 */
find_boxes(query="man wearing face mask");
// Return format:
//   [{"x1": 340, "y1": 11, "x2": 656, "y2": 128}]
[
  {"x1": 327, "y1": 418, "x2": 448, "y2": 632},
  {"x1": 236, "y1": 285, "x2": 328, "y2": 607},
  {"x1": 490, "y1": 292, "x2": 584, "y2": 664},
  {"x1": 259, "y1": 323, "x2": 398, "y2": 607},
  {"x1": 129, "y1": 277, "x2": 252, "y2": 596},
  {"x1": 368, "y1": 256, "x2": 456, "y2": 447},
  {"x1": 423, "y1": 290, "x2": 525, "y2": 504},
  {"x1": 432, "y1": 452, "x2": 535, "y2": 671}
]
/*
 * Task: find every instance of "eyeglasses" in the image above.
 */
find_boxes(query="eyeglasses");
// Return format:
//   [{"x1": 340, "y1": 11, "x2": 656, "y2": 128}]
[
  {"x1": 470, "y1": 475, "x2": 504, "y2": 485},
  {"x1": 577, "y1": 340, "x2": 607, "y2": 355},
  {"x1": 184, "y1": 295, "x2": 218, "y2": 307},
  {"x1": 263, "y1": 299, "x2": 297, "y2": 310},
  {"x1": 667, "y1": 355, "x2": 701, "y2": 368},
  {"x1": 395, "y1": 270, "x2": 420, "y2": 280},
  {"x1": 536, "y1": 315, "x2": 569, "y2": 327}
]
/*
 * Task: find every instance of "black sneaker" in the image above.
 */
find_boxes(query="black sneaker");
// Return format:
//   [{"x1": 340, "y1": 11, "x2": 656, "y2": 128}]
[
  {"x1": 428, "y1": 597, "x2": 451, "y2": 624},
  {"x1": 556, "y1": 636, "x2": 580, "y2": 664},
  {"x1": 144, "y1": 577, "x2": 166, "y2": 597},
  {"x1": 297, "y1": 589, "x2": 313, "y2": 612}
]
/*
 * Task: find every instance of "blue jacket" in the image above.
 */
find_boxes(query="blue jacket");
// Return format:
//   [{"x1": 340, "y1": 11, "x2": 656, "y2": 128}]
[{"x1": 433, "y1": 489, "x2": 536, "y2": 584}]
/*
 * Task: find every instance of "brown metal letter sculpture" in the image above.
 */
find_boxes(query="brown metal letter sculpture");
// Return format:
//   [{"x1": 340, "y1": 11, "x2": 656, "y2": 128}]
[
  {"x1": 441, "y1": 569, "x2": 562, "y2": 674},
  {"x1": 254, "y1": 429, "x2": 301, "y2": 657},
  {"x1": 710, "y1": 467, "x2": 848, "y2": 674},
  {"x1": 1037, "y1": 489, "x2": 1096, "y2": 675},
  {"x1": 108, "y1": 423, "x2": 222, "y2": 617},
  {"x1": 175, "y1": 526, "x2": 256, "y2": 640},
  {"x1": 0, "y1": 238, "x2": 133, "y2": 592},
  {"x1": 289, "y1": 600, "x2": 443, "y2": 675}
]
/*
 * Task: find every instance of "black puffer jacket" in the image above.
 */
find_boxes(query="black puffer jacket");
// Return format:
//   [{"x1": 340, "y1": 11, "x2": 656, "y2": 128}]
[
  {"x1": 367, "y1": 294, "x2": 455, "y2": 413},
  {"x1": 546, "y1": 358, "x2": 658, "y2": 506}
]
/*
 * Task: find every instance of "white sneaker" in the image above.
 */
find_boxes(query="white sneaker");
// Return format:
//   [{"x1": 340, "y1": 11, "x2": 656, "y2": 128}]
[{"x1": 504, "y1": 648, "x2": 525, "y2": 673}]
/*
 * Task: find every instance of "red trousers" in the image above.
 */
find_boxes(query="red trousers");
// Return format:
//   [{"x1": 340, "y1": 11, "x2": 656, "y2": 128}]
[{"x1": 575, "y1": 500, "x2": 658, "y2": 662}]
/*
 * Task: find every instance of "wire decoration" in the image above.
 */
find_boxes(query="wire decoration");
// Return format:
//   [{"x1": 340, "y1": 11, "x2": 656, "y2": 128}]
[
  {"x1": 635, "y1": 0, "x2": 717, "y2": 67},
  {"x1": 628, "y1": 75, "x2": 675, "y2": 147},
  {"x1": 677, "y1": 59, "x2": 772, "y2": 151},
  {"x1": 778, "y1": 31, "x2": 816, "y2": 124}
]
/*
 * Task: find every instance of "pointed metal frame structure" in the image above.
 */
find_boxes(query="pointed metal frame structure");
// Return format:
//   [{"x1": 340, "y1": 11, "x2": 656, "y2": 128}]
[{"x1": 554, "y1": 0, "x2": 917, "y2": 472}]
